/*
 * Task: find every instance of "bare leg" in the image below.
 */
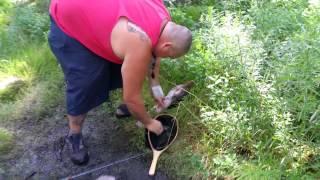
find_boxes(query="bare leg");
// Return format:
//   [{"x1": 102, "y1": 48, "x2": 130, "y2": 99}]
[{"x1": 68, "y1": 114, "x2": 86, "y2": 134}]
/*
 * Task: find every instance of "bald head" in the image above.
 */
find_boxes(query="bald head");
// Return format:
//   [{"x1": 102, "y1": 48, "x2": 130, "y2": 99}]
[
  {"x1": 167, "y1": 22, "x2": 192, "y2": 56},
  {"x1": 155, "y1": 22, "x2": 192, "y2": 58}
]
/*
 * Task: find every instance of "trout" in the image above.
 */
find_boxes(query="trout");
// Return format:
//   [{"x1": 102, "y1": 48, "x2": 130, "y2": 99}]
[{"x1": 155, "y1": 81, "x2": 194, "y2": 113}]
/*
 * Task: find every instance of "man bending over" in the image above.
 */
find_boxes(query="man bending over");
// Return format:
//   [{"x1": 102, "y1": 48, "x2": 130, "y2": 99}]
[{"x1": 48, "y1": 0, "x2": 192, "y2": 165}]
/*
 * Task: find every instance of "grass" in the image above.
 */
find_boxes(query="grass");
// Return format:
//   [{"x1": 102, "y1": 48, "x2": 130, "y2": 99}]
[
  {"x1": 0, "y1": 128, "x2": 14, "y2": 155},
  {"x1": 0, "y1": 78, "x2": 26, "y2": 102},
  {"x1": 0, "y1": 43, "x2": 64, "y2": 122},
  {"x1": 0, "y1": 2, "x2": 63, "y2": 157},
  {"x1": 0, "y1": 45, "x2": 63, "y2": 157},
  {"x1": 157, "y1": 1, "x2": 320, "y2": 179}
]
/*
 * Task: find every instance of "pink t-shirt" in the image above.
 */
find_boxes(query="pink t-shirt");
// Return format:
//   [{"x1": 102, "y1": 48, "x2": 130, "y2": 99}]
[{"x1": 50, "y1": 0, "x2": 171, "y2": 64}]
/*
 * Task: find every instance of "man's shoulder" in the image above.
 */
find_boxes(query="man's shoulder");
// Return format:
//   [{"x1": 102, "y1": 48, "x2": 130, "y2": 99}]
[{"x1": 111, "y1": 17, "x2": 152, "y2": 60}]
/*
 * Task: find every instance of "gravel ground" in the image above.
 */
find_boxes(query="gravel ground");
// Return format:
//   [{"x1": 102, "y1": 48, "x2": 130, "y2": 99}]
[{"x1": 0, "y1": 104, "x2": 170, "y2": 180}]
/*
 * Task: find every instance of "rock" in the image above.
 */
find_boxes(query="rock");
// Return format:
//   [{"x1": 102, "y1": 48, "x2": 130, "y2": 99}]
[{"x1": 96, "y1": 175, "x2": 116, "y2": 180}]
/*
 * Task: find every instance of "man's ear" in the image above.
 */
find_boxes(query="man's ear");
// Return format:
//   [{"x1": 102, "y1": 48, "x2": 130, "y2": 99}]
[{"x1": 162, "y1": 42, "x2": 173, "y2": 51}]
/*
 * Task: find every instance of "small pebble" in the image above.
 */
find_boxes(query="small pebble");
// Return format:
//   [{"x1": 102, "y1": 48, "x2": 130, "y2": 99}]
[{"x1": 96, "y1": 175, "x2": 116, "y2": 180}]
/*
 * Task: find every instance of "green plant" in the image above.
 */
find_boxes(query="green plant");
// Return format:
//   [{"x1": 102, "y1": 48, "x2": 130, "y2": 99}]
[
  {"x1": 0, "y1": 79, "x2": 26, "y2": 102},
  {"x1": 0, "y1": 0, "x2": 11, "y2": 10},
  {"x1": 9, "y1": 4, "x2": 49, "y2": 41},
  {"x1": 161, "y1": 3, "x2": 320, "y2": 178},
  {"x1": 0, "y1": 0, "x2": 11, "y2": 27},
  {"x1": 0, "y1": 128, "x2": 14, "y2": 154}
]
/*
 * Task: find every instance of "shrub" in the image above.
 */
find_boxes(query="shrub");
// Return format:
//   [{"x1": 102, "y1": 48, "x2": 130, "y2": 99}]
[
  {"x1": 162, "y1": 4, "x2": 320, "y2": 178},
  {"x1": 8, "y1": 4, "x2": 49, "y2": 42}
]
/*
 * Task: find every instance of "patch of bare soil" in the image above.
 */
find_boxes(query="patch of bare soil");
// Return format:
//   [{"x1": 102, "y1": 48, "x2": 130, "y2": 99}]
[{"x1": 0, "y1": 104, "x2": 170, "y2": 180}]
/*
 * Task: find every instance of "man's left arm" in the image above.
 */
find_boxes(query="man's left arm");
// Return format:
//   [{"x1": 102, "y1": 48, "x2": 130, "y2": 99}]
[{"x1": 148, "y1": 57, "x2": 165, "y2": 106}]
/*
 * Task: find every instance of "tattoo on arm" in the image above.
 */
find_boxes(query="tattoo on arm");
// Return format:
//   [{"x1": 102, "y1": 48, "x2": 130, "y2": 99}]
[{"x1": 127, "y1": 23, "x2": 148, "y2": 41}]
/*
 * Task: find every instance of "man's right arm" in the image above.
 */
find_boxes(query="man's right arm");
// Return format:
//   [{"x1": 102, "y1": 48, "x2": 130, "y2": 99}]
[
  {"x1": 121, "y1": 55, "x2": 151, "y2": 127},
  {"x1": 121, "y1": 49, "x2": 164, "y2": 135},
  {"x1": 120, "y1": 22, "x2": 163, "y2": 135}
]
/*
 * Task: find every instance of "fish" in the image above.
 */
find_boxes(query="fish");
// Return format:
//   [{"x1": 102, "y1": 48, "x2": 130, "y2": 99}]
[{"x1": 155, "y1": 81, "x2": 194, "y2": 113}]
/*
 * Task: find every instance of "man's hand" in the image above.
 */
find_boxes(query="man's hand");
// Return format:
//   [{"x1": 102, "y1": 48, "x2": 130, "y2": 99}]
[
  {"x1": 145, "y1": 119, "x2": 164, "y2": 135},
  {"x1": 154, "y1": 96, "x2": 165, "y2": 108},
  {"x1": 151, "y1": 84, "x2": 165, "y2": 108}
]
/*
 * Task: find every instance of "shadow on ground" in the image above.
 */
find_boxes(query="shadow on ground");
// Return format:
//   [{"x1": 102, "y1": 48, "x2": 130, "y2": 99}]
[{"x1": 0, "y1": 105, "x2": 170, "y2": 180}]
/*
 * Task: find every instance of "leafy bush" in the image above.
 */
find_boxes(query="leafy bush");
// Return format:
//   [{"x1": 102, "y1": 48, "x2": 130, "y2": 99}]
[
  {"x1": 33, "y1": 0, "x2": 50, "y2": 13},
  {"x1": 0, "y1": 0, "x2": 11, "y2": 10},
  {"x1": 272, "y1": 2, "x2": 320, "y2": 143},
  {"x1": 8, "y1": 4, "x2": 49, "y2": 41},
  {"x1": 0, "y1": 0, "x2": 11, "y2": 27},
  {"x1": 1, "y1": 3, "x2": 49, "y2": 57},
  {"x1": 162, "y1": 2, "x2": 320, "y2": 178},
  {"x1": 169, "y1": 5, "x2": 204, "y2": 29}
]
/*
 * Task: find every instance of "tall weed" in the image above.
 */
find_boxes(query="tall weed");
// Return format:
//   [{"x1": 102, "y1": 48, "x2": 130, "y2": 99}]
[{"x1": 162, "y1": 3, "x2": 320, "y2": 178}]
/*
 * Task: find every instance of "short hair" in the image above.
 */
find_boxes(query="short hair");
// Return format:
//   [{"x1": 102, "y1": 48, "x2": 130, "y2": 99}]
[{"x1": 169, "y1": 24, "x2": 193, "y2": 56}]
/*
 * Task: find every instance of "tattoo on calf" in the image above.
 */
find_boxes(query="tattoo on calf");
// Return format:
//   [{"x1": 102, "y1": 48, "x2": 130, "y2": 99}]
[{"x1": 127, "y1": 22, "x2": 148, "y2": 42}]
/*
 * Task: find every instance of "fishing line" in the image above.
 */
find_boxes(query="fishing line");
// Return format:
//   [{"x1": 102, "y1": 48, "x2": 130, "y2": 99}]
[{"x1": 61, "y1": 152, "x2": 148, "y2": 180}]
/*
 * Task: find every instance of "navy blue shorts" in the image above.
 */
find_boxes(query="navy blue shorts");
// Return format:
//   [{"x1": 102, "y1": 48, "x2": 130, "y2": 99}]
[{"x1": 48, "y1": 17, "x2": 123, "y2": 116}]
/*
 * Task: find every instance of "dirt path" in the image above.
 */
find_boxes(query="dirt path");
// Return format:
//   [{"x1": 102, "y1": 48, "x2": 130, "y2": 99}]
[{"x1": 0, "y1": 104, "x2": 170, "y2": 180}]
